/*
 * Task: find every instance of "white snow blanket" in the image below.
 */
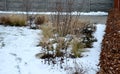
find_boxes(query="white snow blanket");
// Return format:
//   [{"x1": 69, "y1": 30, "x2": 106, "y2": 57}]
[{"x1": 0, "y1": 24, "x2": 106, "y2": 74}]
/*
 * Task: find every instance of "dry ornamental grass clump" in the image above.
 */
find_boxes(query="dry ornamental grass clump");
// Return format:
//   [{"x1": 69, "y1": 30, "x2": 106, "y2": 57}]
[
  {"x1": 71, "y1": 38, "x2": 85, "y2": 58},
  {"x1": 40, "y1": 24, "x2": 54, "y2": 39},
  {"x1": 9, "y1": 15, "x2": 27, "y2": 26},
  {"x1": 0, "y1": 14, "x2": 27, "y2": 26}
]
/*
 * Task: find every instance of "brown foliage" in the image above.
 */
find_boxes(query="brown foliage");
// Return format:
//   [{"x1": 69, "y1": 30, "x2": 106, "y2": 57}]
[
  {"x1": 35, "y1": 15, "x2": 49, "y2": 25},
  {"x1": 98, "y1": 9, "x2": 120, "y2": 74},
  {"x1": 0, "y1": 15, "x2": 27, "y2": 26},
  {"x1": 0, "y1": 16, "x2": 11, "y2": 25}
]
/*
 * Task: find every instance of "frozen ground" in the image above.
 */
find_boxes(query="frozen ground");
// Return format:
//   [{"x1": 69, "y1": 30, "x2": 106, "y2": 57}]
[{"x1": 0, "y1": 24, "x2": 106, "y2": 74}]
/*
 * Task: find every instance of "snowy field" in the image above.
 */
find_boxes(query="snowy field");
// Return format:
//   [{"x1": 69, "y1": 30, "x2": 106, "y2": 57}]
[
  {"x1": 0, "y1": 24, "x2": 106, "y2": 74},
  {"x1": 0, "y1": 11, "x2": 108, "y2": 15}
]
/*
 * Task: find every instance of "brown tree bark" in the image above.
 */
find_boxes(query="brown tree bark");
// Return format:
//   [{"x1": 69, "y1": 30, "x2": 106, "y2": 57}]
[{"x1": 114, "y1": 0, "x2": 120, "y2": 11}]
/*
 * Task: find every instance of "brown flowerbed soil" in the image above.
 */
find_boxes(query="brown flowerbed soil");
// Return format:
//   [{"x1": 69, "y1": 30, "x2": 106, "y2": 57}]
[{"x1": 98, "y1": 9, "x2": 120, "y2": 74}]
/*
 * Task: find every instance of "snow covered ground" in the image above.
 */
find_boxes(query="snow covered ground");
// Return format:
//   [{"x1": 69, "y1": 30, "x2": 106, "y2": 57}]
[
  {"x1": 0, "y1": 11, "x2": 108, "y2": 15},
  {"x1": 0, "y1": 24, "x2": 106, "y2": 74}
]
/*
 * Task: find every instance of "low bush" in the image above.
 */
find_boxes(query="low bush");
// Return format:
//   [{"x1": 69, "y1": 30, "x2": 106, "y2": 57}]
[
  {"x1": 35, "y1": 15, "x2": 49, "y2": 25},
  {"x1": 81, "y1": 24, "x2": 97, "y2": 48}
]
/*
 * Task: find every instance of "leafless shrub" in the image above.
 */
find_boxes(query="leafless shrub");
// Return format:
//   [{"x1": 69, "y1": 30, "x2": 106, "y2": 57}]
[{"x1": 51, "y1": 0, "x2": 89, "y2": 37}]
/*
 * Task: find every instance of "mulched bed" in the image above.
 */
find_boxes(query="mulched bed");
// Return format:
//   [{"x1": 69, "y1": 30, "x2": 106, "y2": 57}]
[{"x1": 98, "y1": 9, "x2": 120, "y2": 74}]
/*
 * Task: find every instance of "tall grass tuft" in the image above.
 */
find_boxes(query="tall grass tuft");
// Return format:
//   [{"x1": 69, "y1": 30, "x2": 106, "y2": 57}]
[
  {"x1": 0, "y1": 15, "x2": 27, "y2": 26},
  {"x1": 9, "y1": 15, "x2": 27, "y2": 26},
  {"x1": 71, "y1": 38, "x2": 85, "y2": 58}
]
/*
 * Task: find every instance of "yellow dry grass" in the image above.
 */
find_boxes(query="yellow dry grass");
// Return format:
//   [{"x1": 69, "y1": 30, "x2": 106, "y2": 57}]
[{"x1": 0, "y1": 14, "x2": 27, "y2": 26}]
